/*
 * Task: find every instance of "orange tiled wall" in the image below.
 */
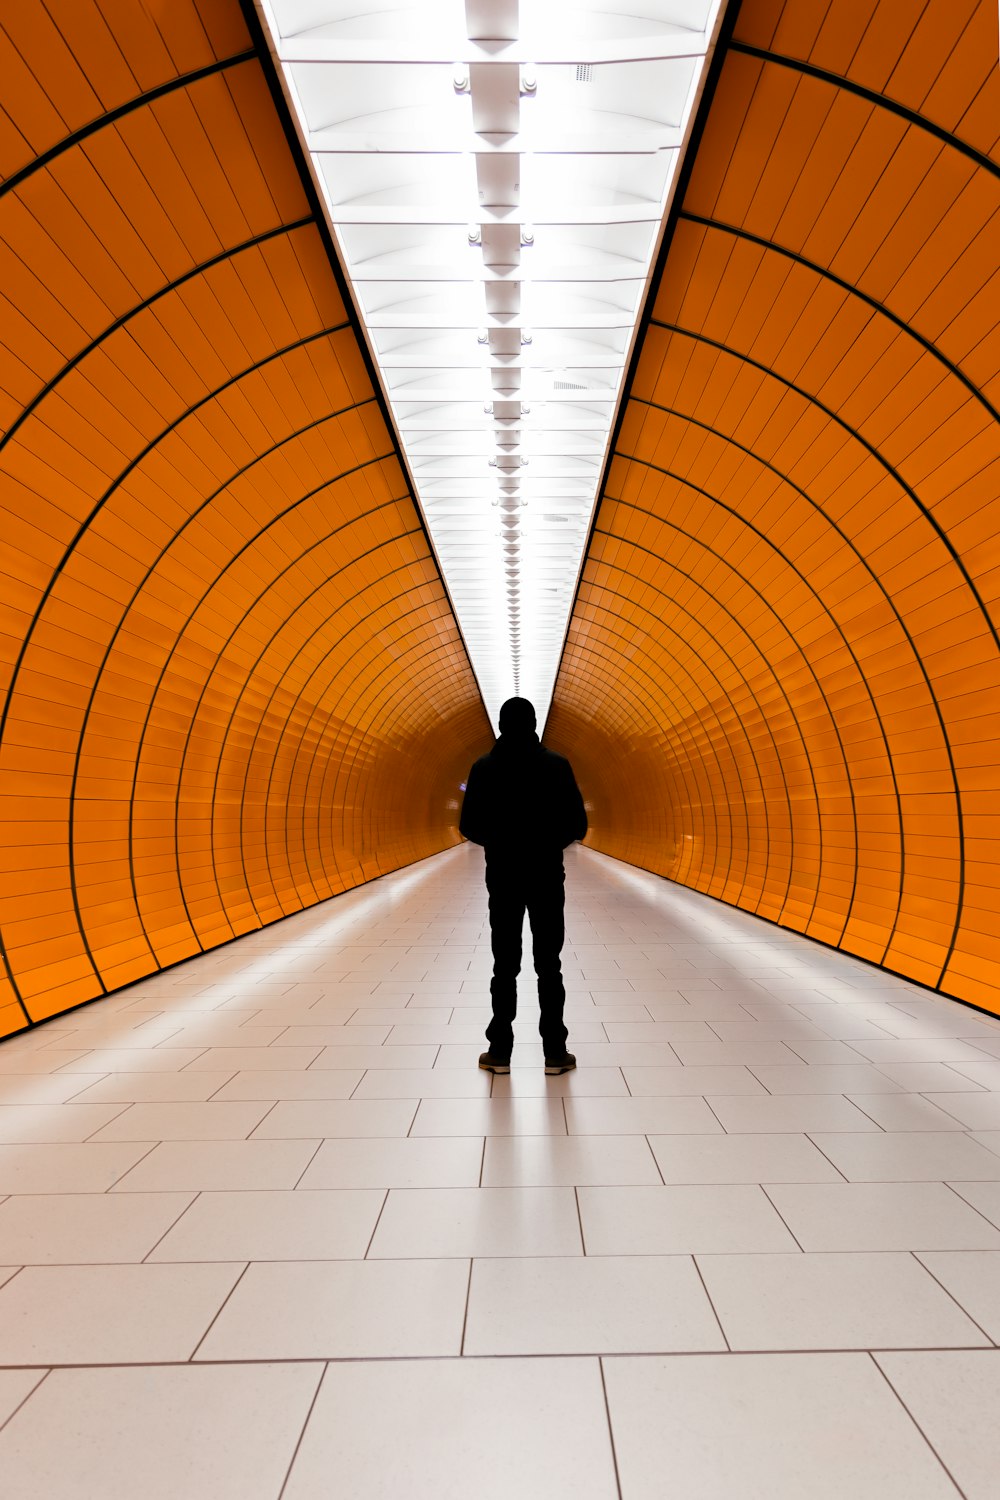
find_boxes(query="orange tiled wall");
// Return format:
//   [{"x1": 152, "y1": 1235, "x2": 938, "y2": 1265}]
[
  {"x1": 0, "y1": 0, "x2": 490, "y2": 1038},
  {"x1": 548, "y1": 0, "x2": 1000, "y2": 1012}
]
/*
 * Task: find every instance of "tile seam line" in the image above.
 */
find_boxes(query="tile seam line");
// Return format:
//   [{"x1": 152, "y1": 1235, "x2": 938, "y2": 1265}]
[
  {"x1": 597, "y1": 1356, "x2": 625, "y2": 1500},
  {"x1": 867, "y1": 1351, "x2": 970, "y2": 1499},
  {"x1": 0, "y1": 50, "x2": 258, "y2": 202},
  {"x1": 0, "y1": 1347, "x2": 993, "y2": 1373},
  {"x1": 0, "y1": 214, "x2": 316, "y2": 457},
  {"x1": 910, "y1": 1251, "x2": 997, "y2": 1347},
  {"x1": 728, "y1": 39, "x2": 998, "y2": 179}
]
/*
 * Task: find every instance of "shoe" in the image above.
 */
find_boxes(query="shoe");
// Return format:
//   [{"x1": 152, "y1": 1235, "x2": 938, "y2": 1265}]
[
  {"x1": 478, "y1": 1051, "x2": 511, "y2": 1074},
  {"x1": 544, "y1": 1052, "x2": 576, "y2": 1075}
]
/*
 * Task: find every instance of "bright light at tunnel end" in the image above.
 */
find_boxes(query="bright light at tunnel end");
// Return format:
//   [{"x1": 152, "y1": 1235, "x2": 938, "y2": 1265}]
[{"x1": 257, "y1": 0, "x2": 724, "y2": 733}]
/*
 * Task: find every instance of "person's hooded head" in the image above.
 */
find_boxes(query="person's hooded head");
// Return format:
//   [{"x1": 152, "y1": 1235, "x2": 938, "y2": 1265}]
[{"x1": 497, "y1": 696, "x2": 537, "y2": 746}]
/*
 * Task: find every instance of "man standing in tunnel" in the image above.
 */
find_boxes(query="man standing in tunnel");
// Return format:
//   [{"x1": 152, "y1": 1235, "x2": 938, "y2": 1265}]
[{"x1": 460, "y1": 697, "x2": 588, "y2": 1074}]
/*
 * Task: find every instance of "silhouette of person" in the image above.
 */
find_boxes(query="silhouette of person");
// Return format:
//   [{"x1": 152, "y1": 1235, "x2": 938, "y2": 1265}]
[{"x1": 459, "y1": 696, "x2": 588, "y2": 1074}]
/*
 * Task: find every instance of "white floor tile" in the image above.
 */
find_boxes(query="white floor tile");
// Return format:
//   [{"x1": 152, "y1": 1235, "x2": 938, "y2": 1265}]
[
  {"x1": 845, "y1": 1094, "x2": 969, "y2": 1130},
  {"x1": 0, "y1": 1191, "x2": 194, "y2": 1264},
  {"x1": 465, "y1": 1254, "x2": 725, "y2": 1354},
  {"x1": 491, "y1": 1066, "x2": 629, "y2": 1096},
  {"x1": 207, "y1": 1068, "x2": 364, "y2": 1099},
  {"x1": 571, "y1": 1042, "x2": 683, "y2": 1066},
  {"x1": 182, "y1": 1046, "x2": 322, "y2": 1071},
  {"x1": 698, "y1": 1251, "x2": 989, "y2": 1350},
  {"x1": 870, "y1": 1062, "x2": 989, "y2": 1092},
  {"x1": 284, "y1": 1356, "x2": 618, "y2": 1500},
  {"x1": 88, "y1": 1100, "x2": 273, "y2": 1141},
  {"x1": 0, "y1": 1363, "x2": 321, "y2": 1500},
  {"x1": 746, "y1": 1064, "x2": 902, "y2": 1094},
  {"x1": 875, "y1": 1351, "x2": 1000, "y2": 1500},
  {"x1": 621, "y1": 1065, "x2": 767, "y2": 1095},
  {"x1": 671, "y1": 1040, "x2": 803, "y2": 1065},
  {"x1": 298, "y1": 1136, "x2": 483, "y2": 1189},
  {"x1": 850, "y1": 1039, "x2": 989, "y2": 1064},
  {"x1": 46, "y1": 1049, "x2": 208, "y2": 1073},
  {"x1": 0, "y1": 1074, "x2": 110, "y2": 1103},
  {"x1": 147, "y1": 1187, "x2": 384, "y2": 1260},
  {"x1": 482, "y1": 1134, "x2": 661, "y2": 1186},
  {"x1": 196, "y1": 1257, "x2": 468, "y2": 1359},
  {"x1": 410, "y1": 1097, "x2": 567, "y2": 1135},
  {"x1": 310, "y1": 1043, "x2": 438, "y2": 1068},
  {"x1": 923, "y1": 1092, "x2": 1000, "y2": 1129},
  {"x1": 973, "y1": 1130, "x2": 1000, "y2": 1158},
  {"x1": 564, "y1": 1096, "x2": 723, "y2": 1134},
  {"x1": 808, "y1": 1131, "x2": 1000, "y2": 1182},
  {"x1": 250, "y1": 1099, "x2": 417, "y2": 1137},
  {"x1": 0, "y1": 1103, "x2": 130, "y2": 1142},
  {"x1": 783, "y1": 1039, "x2": 880, "y2": 1064},
  {"x1": 63, "y1": 1072, "x2": 238, "y2": 1103},
  {"x1": 0, "y1": 1142, "x2": 154, "y2": 1193},
  {"x1": 0, "y1": 1262, "x2": 243, "y2": 1363},
  {"x1": 916, "y1": 1252, "x2": 1000, "y2": 1340},
  {"x1": 368, "y1": 1186, "x2": 582, "y2": 1257},
  {"x1": 578, "y1": 1184, "x2": 799, "y2": 1254},
  {"x1": 0, "y1": 1369, "x2": 45, "y2": 1428},
  {"x1": 647, "y1": 1132, "x2": 844, "y2": 1184},
  {"x1": 603, "y1": 1022, "x2": 718, "y2": 1043},
  {"x1": 765, "y1": 1183, "x2": 1000, "y2": 1250},
  {"x1": 351, "y1": 1068, "x2": 492, "y2": 1098},
  {"x1": 946, "y1": 1058, "x2": 1000, "y2": 1088},
  {"x1": 603, "y1": 1353, "x2": 959, "y2": 1499},
  {"x1": 110, "y1": 1139, "x2": 318, "y2": 1191},
  {"x1": 947, "y1": 1181, "x2": 1000, "y2": 1229},
  {"x1": 708, "y1": 1094, "x2": 881, "y2": 1132}
]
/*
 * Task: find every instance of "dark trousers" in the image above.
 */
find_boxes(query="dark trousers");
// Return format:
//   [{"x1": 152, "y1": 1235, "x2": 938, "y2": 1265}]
[{"x1": 484, "y1": 858, "x2": 568, "y2": 1058}]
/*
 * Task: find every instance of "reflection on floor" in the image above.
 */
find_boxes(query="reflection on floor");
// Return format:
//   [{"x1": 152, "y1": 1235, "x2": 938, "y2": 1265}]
[{"x1": 0, "y1": 843, "x2": 998, "y2": 1497}]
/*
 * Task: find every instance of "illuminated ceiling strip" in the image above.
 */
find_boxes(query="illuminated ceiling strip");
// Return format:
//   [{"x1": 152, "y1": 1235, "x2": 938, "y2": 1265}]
[{"x1": 257, "y1": 1, "x2": 725, "y2": 731}]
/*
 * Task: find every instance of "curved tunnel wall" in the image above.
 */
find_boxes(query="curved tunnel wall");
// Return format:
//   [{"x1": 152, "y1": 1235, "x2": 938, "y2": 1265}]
[
  {"x1": 548, "y1": 0, "x2": 1000, "y2": 1012},
  {"x1": 0, "y1": 0, "x2": 491, "y2": 1036}
]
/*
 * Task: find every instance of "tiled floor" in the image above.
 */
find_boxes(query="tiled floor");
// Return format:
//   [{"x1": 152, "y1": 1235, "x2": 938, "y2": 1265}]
[{"x1": 0, "y1": 844, "x2": 998, "y2": 1497}]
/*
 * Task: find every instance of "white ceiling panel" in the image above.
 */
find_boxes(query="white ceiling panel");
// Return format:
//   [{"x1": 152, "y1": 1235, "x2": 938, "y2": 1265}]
[{"x1": 258, "y1": 0, "x2": 724, "y2": 731}]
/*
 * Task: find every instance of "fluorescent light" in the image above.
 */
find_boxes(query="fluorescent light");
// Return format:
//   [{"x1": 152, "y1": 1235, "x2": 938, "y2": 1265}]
[{"x1": 258, "y1": 0, "x2": 724, "y2": 732}]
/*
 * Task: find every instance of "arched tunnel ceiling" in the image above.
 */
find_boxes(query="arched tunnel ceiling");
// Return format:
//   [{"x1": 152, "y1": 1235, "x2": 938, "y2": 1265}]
[
  {"x1": 547, "y1": 0, "x2": 1000, "y2": 1011},
  {"x1": 0, "y1": 0, "x2": 998, "y2": 1037},
  {"x1": 0, "y1": 0, "x2": 490, "y2": 1036}
]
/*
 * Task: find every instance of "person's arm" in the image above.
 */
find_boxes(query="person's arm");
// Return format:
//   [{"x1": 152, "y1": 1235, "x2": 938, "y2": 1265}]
[
  {"x1": 560, "y1": 760, "x2": 588, "y2": 846},
  {"x1": 458, "y1": 760, "x2": 487, "y2": 845}
]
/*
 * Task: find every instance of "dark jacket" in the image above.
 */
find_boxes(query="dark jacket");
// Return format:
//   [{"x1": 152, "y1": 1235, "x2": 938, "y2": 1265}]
[{"x1": 459, "y1": 731, "x2": 588, "y2": 862}]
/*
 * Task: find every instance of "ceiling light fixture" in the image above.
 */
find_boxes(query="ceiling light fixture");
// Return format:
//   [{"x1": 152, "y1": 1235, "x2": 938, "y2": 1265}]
[{"x1": 260, "y1": 0, "x2": 725, "y2": 733}]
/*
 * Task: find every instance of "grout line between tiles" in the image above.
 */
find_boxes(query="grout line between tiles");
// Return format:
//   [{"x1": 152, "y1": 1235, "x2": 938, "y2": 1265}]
[
  {"x1": 276, "y1": 1361, "x2": 328, "y2": 1500},
  {"x1": 597, "y1": 1357, "x2": 624, "y2": 1500},
  {"x1": 0, "y1": 1365, "x2": 50, "y2": 1436},
  {"x1": 459, "y1": 1258, "x2": 474, "y2": 1356},
  {"x1": 140, "y1": 1191, "x2": 204, "y2": 1263},
  {"x1": 204, "y1": 1071, "x2": 242, "y2": 1101},
  {"x1": 361, "y1": 1190, "x2": 390, "y2": 1259},
  {"x1": 868, "y1": 1351, "x2": 969, "y2": 1500},
  {"x1": 574, "y1": 1185, "x2": 587, "y2": 1255},
  {"x1": 758, "y1": 1183, "x2": 806, "y2": 1252},
  {"x1": 186, "y1": 1261, "x2": 252, "y2": 1362},
  {"x1": 802, "y1": 1134, "x2": 851, "y2": 1183},
  {"x1": 691, "y1": 1254, "x2": 731, "y2": 1351},
  {"x1": 286, "y1": 1140, "x2": 325, "y2": 1190},
  {"x1": 910, "y1": 1251, "x2": 997, "y2": 1347}
]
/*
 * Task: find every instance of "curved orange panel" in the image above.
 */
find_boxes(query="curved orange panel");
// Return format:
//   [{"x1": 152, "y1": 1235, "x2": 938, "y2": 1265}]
[
  {"x1": 0, "y1": 0, "x2": 490, "y2": 1036},
  {"x1": 549, "y1": 0, "x2": 1000, "y2": 1012}
]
